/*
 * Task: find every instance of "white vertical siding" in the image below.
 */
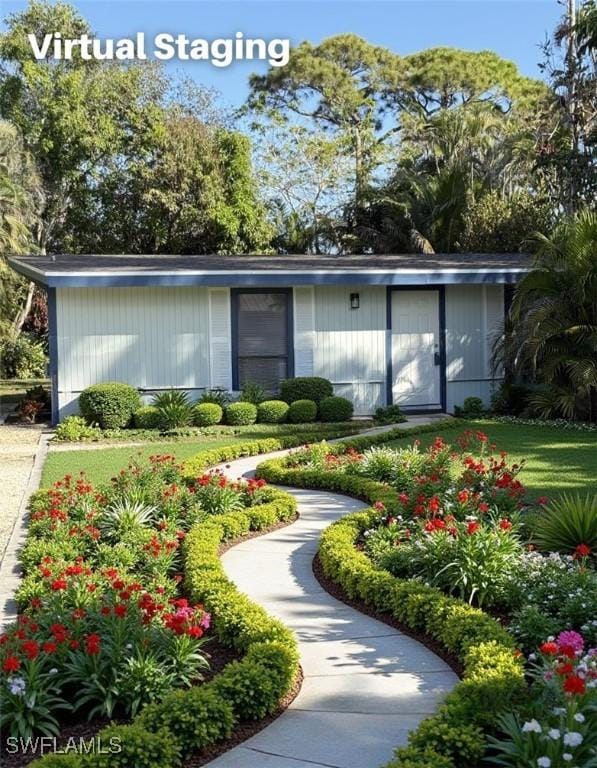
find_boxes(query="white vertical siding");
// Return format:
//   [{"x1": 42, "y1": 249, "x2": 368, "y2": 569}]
[
  {"x1": 293, "y1": 286, "x2": 315, "y2": 377},
  {"x1": 445, "y1": 284, "x2": 504, "y2": 412},
  {"x1": 56, "y1": 287, "x2": 211, "y2": 418},
  {"x1": 208, "y1": 288, "x2": 232, "y2": 390},
  {"x1": 313, "y1": 286, "x2": 386, "y2": 415}
]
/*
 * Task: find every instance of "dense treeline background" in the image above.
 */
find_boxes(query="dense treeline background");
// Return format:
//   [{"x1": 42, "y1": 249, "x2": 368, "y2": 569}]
[{"x1": 0, "y1": 0, "x2": 595, "y2": 418}]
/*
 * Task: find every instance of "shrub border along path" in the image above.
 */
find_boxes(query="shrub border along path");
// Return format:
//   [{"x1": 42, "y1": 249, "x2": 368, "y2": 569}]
[{"x1": 202, "y1": 415, "x2": 462, "y2": 768}]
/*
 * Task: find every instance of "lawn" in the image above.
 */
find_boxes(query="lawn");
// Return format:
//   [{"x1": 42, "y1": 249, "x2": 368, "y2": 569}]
[
  {"x1": 386, "y1": 419, "x2": 597, "y2": 499},
  {"x1": 40, "y1": 423, "x2": 367, "y2": 487}
]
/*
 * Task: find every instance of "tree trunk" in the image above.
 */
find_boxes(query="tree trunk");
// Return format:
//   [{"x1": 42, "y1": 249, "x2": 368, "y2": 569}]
[{"x1": 11, "y1": 280, "x2": 36, "y2": 339}]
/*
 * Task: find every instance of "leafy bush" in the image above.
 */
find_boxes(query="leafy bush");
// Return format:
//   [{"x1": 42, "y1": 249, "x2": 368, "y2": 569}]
[
  {"x1": 287, "y1": 399, "x2": 317, "y2": 423},
  {"x1": 532, "y1": 493, "x2": 597, "y2": 557},
  {"x1": 193, "y1": 402, "x2": 223, "y2": 427},
  {"x1": 133, "y1": 405, "x2": 161, "y2": 429},
  {"x1": 225, "y1": 402, "x2": 257, "y2": 425},
  {"x1": 151, "y1": 390, "x2": 193, "y2": 429},
  {"x1": 373, "y1": 404, "x2": 406, "y2": 424},
  {"x1": 0, "y1": 334, "x2": 47, "y2": 378},
  {"x1": 319, "y1": 395, "x2": 354, "y2": 422},
  {"x1": 454, "y1": 396, "x2": 485, "y2": 419},
  {"x1": 239, "y1": 381, "x2": 266, "y2": 405},
  {"x1": 92, "y1": 723, "x2": 180, "y2": 768},
  {"x1": 279, "y1": 376, "x2": 333, "y2": 405},
  {"x1": 257, "y1": 400, "x2": 289, "y2": 424},
  {"x1": 490, "y1": 382, "x2": 531, "y2": 416},
  {"x1": 79, "y1": 382, "x2": 141, "y2": 429},
  {"x1": 198, "y1": 389, "x2": 231, "y2": 408},
  {"x1": 138, "y1": 686, "x2": 235, "y2": 758},
  {"x1": 54, "y1": 415, "x2": 101, "y2": 441}
]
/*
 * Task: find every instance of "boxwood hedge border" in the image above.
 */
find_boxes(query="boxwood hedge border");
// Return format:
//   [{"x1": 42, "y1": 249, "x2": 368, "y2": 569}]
[{"x1": 255, "y1": 420, "x2": 528, "y2": 768}]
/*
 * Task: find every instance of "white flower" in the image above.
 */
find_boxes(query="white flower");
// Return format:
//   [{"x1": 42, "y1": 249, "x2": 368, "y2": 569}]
[
  {"x1": 49, "y1": 668, "x2": 58, "y2": 675},
  {"x1": 537, "y1": 758, "x2": 551, "y2": 768},
  {"x1": 528, "y1": 653, "x2": 537, "y2": 662},
  {"x1": 563, "y1": 755, "x2": 573, "y2": 763},
  {"x1": 548, "y1": 728, "x2": 561, "y2": 740},
  {"x1": 563, "y1": 731, "x2": 583, "y2": 747},
  {"x1": 522, "y1": 719, "x2": 542, "y2": 733},
  {"x1": 8, "y1": 677, "x2": 26, "y2": 696},
  {"x1": 573, "y1": 713, "x2": 585, "y2": 723}
]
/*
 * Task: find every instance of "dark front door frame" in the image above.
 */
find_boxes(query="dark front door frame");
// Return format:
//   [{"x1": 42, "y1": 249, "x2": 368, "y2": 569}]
[
  {"x1": 386, "y1": 285, "x2": 447, "y2": 413},
  {"x1": 230, "y1": 287, "x2": 294, "y2": 391}
]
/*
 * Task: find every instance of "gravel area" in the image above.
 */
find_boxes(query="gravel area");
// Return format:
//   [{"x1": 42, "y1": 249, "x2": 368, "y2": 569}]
[{"x1": 0, "y1": 424, "x2": 45, "y2": 558}]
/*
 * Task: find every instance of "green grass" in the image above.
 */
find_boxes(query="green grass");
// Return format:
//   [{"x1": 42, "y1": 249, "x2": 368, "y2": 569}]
[
  {"x1": 40, "y1": 423, "x2": 368, "y2": 487},
  {"x1": 385, "y1": 419, "x2": 597, "y2": 499}
]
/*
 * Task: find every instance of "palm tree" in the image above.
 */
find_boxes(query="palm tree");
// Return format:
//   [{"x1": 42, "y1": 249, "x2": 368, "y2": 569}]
[{"x1": 502, "y1": 209, "x2": 597, "y2": 421}]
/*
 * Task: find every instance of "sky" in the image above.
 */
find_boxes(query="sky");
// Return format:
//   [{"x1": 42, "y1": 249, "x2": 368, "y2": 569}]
[{"x1": 3, "y1": 0, "x2": 563, "y2": 111}]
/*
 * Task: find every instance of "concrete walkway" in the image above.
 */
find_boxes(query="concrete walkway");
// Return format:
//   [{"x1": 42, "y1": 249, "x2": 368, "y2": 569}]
[{"x1": 207, "y1": 419, "x2": 458, "y2": 768}]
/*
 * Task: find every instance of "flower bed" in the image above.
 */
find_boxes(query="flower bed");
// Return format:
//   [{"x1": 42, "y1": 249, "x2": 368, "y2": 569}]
[
  {"x1": 1, "y1": 450, "x2": 299, "y2": 767},
  {"x1": 256, "y1": 429, "x2": 597, "y2": 768}
]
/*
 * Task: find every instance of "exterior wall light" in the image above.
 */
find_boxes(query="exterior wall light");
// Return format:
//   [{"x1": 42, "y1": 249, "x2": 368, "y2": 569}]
[{"x1": 350, "y1": 292, "x2": 360, "y2": 309}]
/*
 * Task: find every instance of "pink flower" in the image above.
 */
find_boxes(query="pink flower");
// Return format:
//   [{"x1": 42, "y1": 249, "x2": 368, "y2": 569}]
[{"x1": 557, "y1": 630, "x2": 584, "y2": 655}]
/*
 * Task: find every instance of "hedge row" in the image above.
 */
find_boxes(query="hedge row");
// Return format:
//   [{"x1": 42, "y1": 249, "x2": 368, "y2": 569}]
[
  {"x1": 30, "y1": 491, "x2": 299, "y2": 768},
  {"x1": 318, "y1": 512, "x2": 526, "y2": 768},
  {"x1": 255, "y1": 434, "x2": 526, "y2": 768},
  {"x1": 181, "y1": 426, "x2": 369, "y2": 478}
]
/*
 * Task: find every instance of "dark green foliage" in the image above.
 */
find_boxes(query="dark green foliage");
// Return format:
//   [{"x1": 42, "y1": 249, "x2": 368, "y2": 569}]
[
  {"x1": 374, "y1": 405, "x2": 406, "y2": 424},
  {"x1": 454, "y1": 397, "x2": 485, "y2": 419},
  {"x1": 239, "y1": 381, "x2": 267, "y2": 405},
  {"x1": 318, "y1": 395, "x2": 354, "y2": 422},
  {"x1": 192, "y1": 403, "x2": 223, "y2": 427},
  {"x1": 198, "y1": 389, "x2": 232, "y2": 408},
  {"x1": 133, "y1": 406, "x2": 162, "y2": 430},
  {"x1": 151, "y1": 390, "x2": 193, "y2": 429},
  {"x1": 78, "y1": 383, "x2": 141, "y2": 429},
  {"x1": 225, "y1": 402, "x2": 257, "y2": 426},
  {"x1": 490, "y1": 382, "x2": 531, "y2": 416},
  {"x1": 28, "y1": 757, "x2": 85, "y2": 768},
  {"x1": 287, "y1": 399, "x2": 317, "y2": 423},
  {"x1": 532, "y1": 493, "x2": 597, "y2": 554},
  {"x1": 257, "y1": 400, "x2": 289, "y2": 424},
  {"x1": 279, "y1": 377, "x2": 333, "y2": 405}
]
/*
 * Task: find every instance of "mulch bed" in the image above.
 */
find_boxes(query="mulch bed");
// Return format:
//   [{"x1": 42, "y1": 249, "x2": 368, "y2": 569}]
[
  {"x1": 312, "y1": 553, "x2": 464, "y2": 678},
  {"x1": 1, "y1": 512, "x2": 302, "y2": 767}
]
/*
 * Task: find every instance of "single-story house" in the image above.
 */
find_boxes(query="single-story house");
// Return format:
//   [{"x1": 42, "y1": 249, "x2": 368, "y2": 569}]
[{"x1": 8, "y1": 253, "x2": 530, "y2": 424}]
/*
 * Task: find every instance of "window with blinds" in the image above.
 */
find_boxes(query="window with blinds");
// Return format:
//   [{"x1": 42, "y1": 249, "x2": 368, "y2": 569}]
[{"x1": 234, "y1": 291, "x2": 290, "y2": 391}]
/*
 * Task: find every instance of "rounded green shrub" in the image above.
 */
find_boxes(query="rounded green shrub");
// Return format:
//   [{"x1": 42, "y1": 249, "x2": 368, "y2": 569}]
[
  {"x1": 319, "y1": 395, "x2": 354, "y2": 422},
  {"x1": 257, "y1": 400, "x2": 289, "y2": 424},
  {"x1": 279, "y1": 376, "x2": 333, "y2": 405},
  {"x1": 133, "y1": 405, "x2": 161, "y2": 429},
  {"x1": 225, "y1": 402, "x2": 257, "y2": 426},
  {"x1": 79, "y1": 382, "x2": 141, "y2": 429},
  {"x1": 287, "y1": 399, "x2": 317, "y2": 423},
  {"x1": 92, "y1": 723, "x2": 180, "y2": 768},
  {"x1": 54, "y1": 415, "x2": 101, "y2": 441},
  {"x1": 138, "y1": 685, "x2": 234, "y2": 758},
  {"x1": 193, "y1": 402, "x2": 223, "y2": 426}
]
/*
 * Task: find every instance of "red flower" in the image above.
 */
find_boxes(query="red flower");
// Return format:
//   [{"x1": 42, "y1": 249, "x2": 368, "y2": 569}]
[
  {"x1": 51, "y1": 578, "x2": 67, "y2": 591},
  {"x1": 574, "y1": 543, "x2": 591, "y2": 559},
  {"x1": 563, "y1": 675, "x2": 586, "y2": 695},
  {"x1": 466, "y1": 521, "x2": 481, "y2": 535},
  {"x1": 540, "y1": 641, "x2": 559, "y2": 655},
  {"x1": 101, "y1": 606, "x2": 111, "y2": 616},
  {"x1": 499, "y1": 519, "x2": 513, "y2": 531},
  {"x1": 42, "y1": 641, "x2": 57, "y2": 654},
  {"x1": 85, "y1": 634, "x2": 101, "y2": 655},
  {"x1": 2, "y1": 655, "x2": 20, "y2": 672},
  {"x1": 21, "y1": 640, "x2": 39, "y2": 660},
  {"x1": 187, "y1": 626, "x2": 203, "y2": 638},
  {"x1": 536, "y1": 496, "x2": 549, "y2": 506},
  {"x1": 114, "y1": 604, "x2": 127, "y2": 618},
  {"x1": 457, "y1": 489, "x2": 469, "y2": 504},
  {"x1": 50, "y1": 623, "x2": 68, "y2": 642},
  {"x1": 478, "y1": 502, "x2": 490, "y2": 514},
  {"x1": 72, "y1": 608, "x2": 86, "y2": 620},
  {"x1": 70, "y1": 639, "x2": 80, "y2": 650}
]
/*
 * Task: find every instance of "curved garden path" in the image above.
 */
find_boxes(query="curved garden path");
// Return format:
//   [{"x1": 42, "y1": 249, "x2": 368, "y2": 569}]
[{"x1": 207, "y1": 441, "x2": 458, "y2": 768}]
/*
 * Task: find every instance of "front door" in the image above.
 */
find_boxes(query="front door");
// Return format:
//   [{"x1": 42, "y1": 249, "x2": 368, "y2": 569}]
[{"x1": 391, "y1": 290, "x2": 442, "y2": 409}]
